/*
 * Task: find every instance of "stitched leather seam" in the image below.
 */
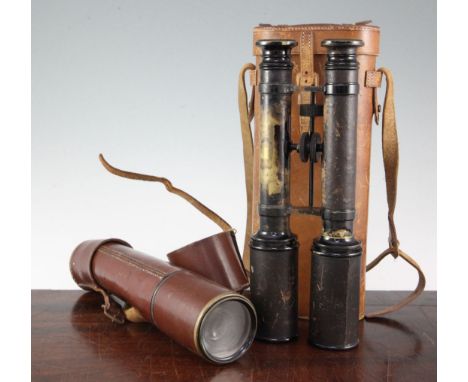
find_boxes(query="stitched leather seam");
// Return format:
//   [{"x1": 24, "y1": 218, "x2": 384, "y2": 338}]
[
  {"x1": 254, "y1": 25, "x2": 379, "y2": 32},
  {"x1": 98, "y1": 246, "x2": 168, "y2": 279},
  {"x1": 99, "y1": 247, "x2": 167, "y2": 278}
]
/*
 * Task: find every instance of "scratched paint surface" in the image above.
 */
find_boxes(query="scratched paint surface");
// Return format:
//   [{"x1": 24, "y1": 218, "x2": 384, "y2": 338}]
[
  {"x1": 259, "y1": 108, "x2": 282, "y2": 196},
  {"x1": 32, "y1": 290, "x2": 436, "y2": 382}
]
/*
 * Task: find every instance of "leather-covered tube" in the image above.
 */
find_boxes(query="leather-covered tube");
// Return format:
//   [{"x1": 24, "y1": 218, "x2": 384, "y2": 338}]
[{"x1": 70, "y1": 239, "x2": 257, "y2": 364}]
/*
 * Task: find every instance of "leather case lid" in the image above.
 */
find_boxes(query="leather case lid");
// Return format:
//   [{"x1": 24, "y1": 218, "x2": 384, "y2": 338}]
[
  {"x1": 253, "y1": 23, "x2": 380, "y2": 56},
  {"x1": 167, "y1": 231, "x2": 249, "y2": 292}
]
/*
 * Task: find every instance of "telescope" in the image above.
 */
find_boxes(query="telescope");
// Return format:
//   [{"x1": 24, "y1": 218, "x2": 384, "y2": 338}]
[
  {"x1": 70, "y1": 238, "x2": 257, "y2": 364},
  {"x1": 250, "y1": 38, "x2": 363, "y2": 349}
]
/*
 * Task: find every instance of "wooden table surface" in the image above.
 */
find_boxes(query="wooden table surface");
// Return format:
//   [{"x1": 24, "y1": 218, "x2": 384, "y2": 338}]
[{"x1": 32, "y1": 290, "x2": 436, "y2": 382}]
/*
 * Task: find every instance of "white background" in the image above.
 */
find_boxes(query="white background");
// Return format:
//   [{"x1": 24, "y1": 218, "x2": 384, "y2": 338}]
[
  {"x1": 32, "y1": 0, "x2": 436, "y2": 290},
  {"x1": 7, "y1": 1, "x2": 468, "y2": 380}
]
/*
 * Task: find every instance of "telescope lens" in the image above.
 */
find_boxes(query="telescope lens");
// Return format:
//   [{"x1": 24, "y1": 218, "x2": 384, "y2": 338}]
[{"x1": 199, "y1": 299, "x2": 256, "y2": 363}]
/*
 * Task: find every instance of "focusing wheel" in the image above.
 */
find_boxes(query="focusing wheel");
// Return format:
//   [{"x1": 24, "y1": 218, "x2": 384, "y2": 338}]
[{"x1": 299, "y1": 132, "x2": 322, "y2": 163}]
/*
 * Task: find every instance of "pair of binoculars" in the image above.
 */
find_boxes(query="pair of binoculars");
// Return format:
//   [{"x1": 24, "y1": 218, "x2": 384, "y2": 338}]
[{"x1": 250, "y1": 39, "x2": 363, "y2": 349}]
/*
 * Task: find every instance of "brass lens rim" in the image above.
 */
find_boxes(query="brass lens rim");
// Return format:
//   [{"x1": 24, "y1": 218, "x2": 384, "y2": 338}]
[{"x1": 194, "y1": 293, "x2": 257, "y2": 364}]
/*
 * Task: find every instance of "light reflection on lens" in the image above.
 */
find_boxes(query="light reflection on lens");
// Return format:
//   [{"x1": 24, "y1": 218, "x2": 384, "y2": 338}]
[{"x1": 200, "y1": 299, "x2": 255, "y2": 363}]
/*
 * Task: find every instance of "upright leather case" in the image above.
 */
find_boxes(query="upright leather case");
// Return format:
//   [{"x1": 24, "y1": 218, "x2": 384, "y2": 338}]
[
  {"x1": 238, "y1": 23, "x2": 425, "y2": 319},
  {"x1": 251, "y1": 23, "x2": 380, "y2": 319}
]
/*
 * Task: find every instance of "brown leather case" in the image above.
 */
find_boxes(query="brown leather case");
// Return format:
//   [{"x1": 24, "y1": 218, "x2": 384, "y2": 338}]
[
  {"x1": 70, "y1": 239, "x2": 256, "y2": 363},
  {"x1": 249, "y1": 24, "x2": 381, "y2": 319},
  {"x1": 167, "y1": 231, "x2": 249, "y2": 292}
]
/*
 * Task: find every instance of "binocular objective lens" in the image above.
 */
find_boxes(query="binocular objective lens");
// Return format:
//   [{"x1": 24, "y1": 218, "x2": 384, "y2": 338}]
[{"x1": 199, "y1": 299, "x2": 255, "y2": 363}]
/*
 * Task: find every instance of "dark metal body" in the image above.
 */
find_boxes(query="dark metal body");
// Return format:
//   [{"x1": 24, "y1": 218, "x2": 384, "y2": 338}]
[
  {"x1": 250, "y1": 40, "x2": 298, "y2": 342},
  {"x1": 309, "y1": 40, "x2": 364, "y2": 350},
  {"x1": 250, "y1": 39, "x2": 364, "y2": 347}
]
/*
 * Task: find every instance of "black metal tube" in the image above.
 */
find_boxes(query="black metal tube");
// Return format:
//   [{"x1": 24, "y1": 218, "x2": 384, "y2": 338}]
[
  {"x1": 250, "y1": 40, "x2": 298, "y2": 342},
  {"x1": 309, "y1": 40, "x2": 364, "y2": 350}
]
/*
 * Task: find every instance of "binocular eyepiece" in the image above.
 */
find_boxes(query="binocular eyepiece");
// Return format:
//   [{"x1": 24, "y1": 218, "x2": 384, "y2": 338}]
[{"x1": 250, "y1": 38, "x2": 364, "y2": 349}]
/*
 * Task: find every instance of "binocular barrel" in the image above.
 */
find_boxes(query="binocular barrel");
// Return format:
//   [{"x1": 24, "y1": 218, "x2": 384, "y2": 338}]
[
  {"x1": 250, "y1": 40, "x2": 299, "y2": 342},
  {"x1": 309, "y1": 40, "x2": 364, "y2": 349}
]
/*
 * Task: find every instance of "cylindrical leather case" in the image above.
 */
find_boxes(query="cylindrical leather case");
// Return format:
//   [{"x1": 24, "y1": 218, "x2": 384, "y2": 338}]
[
  {"x1": 70, "y1": 239, "x2": 256, "y2": 364},
  {"x1": 249, "y1": 24, "x2": 380, "y2": 319}
]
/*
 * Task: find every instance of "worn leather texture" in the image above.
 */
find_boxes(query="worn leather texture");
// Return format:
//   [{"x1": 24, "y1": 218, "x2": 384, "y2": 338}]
[
  {"x1": 167, "y1": 231, "x2": 249, "y2": 292},
  {"x1": 70, "y1": 239, "x2": 251, "y2": 358},
  {"x1": 250, "y1": 24, "x2": 381, "y2": 319},
  {"x1": 70, "y1": 238, "x2": 132, "y2": 291}
]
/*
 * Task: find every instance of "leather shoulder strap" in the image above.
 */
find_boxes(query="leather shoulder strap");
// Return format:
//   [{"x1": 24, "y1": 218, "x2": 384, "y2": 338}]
[
  {"x1": 238, "y1": 63, "x2": 426, "y2": 316},
  {"x1": 238, "y1": 63, "x2": 256, "y2": 266},
  {"x1": 365, "y1": 68, "x2": 426, "y2": 318},
  {"x1": 98, "y1": 154, "x2": 233, "y2": 232}
]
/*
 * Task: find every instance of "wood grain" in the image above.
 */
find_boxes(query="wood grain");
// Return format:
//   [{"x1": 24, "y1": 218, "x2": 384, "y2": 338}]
[{"x1": 32, "y1": 290, "x2": 436, "y2": 382}]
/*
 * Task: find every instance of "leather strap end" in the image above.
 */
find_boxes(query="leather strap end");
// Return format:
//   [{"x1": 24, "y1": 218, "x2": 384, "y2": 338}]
[{"x1": 98, "y1": 154, "x2": 233, "y2": 233}]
